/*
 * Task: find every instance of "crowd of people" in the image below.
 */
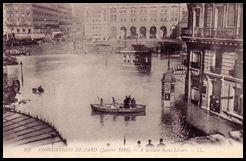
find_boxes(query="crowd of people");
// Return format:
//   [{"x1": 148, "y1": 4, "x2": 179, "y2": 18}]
[{"x1": 105, "y1": 138, "x2": 166, "y2": 148}]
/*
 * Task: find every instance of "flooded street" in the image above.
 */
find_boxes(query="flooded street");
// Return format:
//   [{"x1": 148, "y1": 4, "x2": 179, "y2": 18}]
[{"x1": 15, "y1": 44, "x2": 235, "y2": 145}]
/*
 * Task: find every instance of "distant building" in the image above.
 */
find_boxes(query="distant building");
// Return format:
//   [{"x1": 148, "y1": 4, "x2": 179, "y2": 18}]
[
  {"x1": 4, "y1": 3, "x2": 73, "y2": 35},
  {"x1": 182, "y1": 3, "x2": 243, "y2": 125},
  {"x1": 3, "y1": 4, "x2": 8, "y2": 34},
  {"x1": 84, "y1": 3, "x2": 187, "y2": 41},
  {"x1": 4, "y1": 3, "x2": 34, "y2": 34},
  {"x1": 84, "y1": 5, "x2": 109, "y2": 41},
  {"x1": 71, "y1": 4, "x2": 85, "y2": 36}
]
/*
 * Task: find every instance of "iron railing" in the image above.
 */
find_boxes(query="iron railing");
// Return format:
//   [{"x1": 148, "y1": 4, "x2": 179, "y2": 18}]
[{"x1": 182, "y1": 27, "x2": 241, "y2": 39}]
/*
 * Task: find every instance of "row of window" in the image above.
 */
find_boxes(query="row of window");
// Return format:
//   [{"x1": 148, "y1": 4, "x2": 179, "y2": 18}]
[
  {"x1": 92, "y1": 26, "x2": 102, "y2": 29},
  {"x1": 91, "y1": 34, "x2": 102, "y2": 36},
  {"x1": 194, "y1": 4, "x2": 240, "y2": 28},
  {"x1": 12, "y1": 6, "x2": 30, "y2": 11},
  {"x1": 16, "y1": 28, "x2": 32, "y2": 33},
  {"x1": 92, "y1": 19, "x2": 102, "y2": 23},
  {"x1": 116, "y1": 17, "x2": 176, "y2": 22},
  {"x1": 10, "y1": 13, "x2": 31, "y2": 18},
  {"x1": 110, "y1": 6, "x2": 178, "y2": 13}
]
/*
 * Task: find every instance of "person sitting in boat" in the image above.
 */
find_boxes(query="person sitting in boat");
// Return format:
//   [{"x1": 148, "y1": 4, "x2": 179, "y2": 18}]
[
  {"x1": 131, "y1": 97, "x2": 136, "y2": 108},
  {"x1": 123, "y1": 55, "x2": 126, "y2": 63},
  {"x1": 123, "y1": 96, "x2": 127, "y2": 108},
  {"x1": 37, "y1": 85, "x2": 44, "y2": 93},
  {"x1": 126, "y1": 54, "x2": 130, "y2": 63},
  {"x1": 110, "y1": 97, "x2": 118, "y2": 109},
  {"x1": 128, "y1": 95, "x2": 133, "y2": 107},
  {"x1": 123, "y1": 96, "x2": 130, "y2": 109}
]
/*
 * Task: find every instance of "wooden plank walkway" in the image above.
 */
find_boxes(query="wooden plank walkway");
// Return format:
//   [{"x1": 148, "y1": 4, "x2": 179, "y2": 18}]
[{"x1": 3, "y1": 108, "x2": 67, "y2": 147}]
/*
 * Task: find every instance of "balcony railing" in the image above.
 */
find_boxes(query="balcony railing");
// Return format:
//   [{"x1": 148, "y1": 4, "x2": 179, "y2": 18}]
[{"x1": 182, "y1": 27, "x2": 241, "y2": 39}]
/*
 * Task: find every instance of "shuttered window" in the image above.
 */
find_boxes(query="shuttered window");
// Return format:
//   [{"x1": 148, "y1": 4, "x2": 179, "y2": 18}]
[{"x1": 204, "y1": 5, "x2": 212, "y2": 28}]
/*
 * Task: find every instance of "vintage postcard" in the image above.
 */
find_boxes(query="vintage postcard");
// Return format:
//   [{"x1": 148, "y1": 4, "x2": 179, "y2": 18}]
[{"x1": 3, "y1": 3, "x2": 243, "y2": 158}]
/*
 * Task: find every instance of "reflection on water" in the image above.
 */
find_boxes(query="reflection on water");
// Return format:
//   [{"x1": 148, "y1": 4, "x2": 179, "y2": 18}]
[
  {"x1": 17, "y1": 52, "x2": 207, "y2": 144},
  {"x1": 160, "y1": 101, "x2": 206, "y2": 142},
  {"x1": 91, "y1": 111, "x2": 146, "y2": 127}
]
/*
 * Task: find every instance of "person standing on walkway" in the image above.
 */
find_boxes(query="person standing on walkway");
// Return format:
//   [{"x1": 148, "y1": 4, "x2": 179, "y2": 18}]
[
  {"x1": 157, "y1": 138, "x2": 165, "y2": 147},
  {"x1": 137, "y1": 140, "x2": 141, "y2": 148},
  {"x1": 146, "y1": 139, "x2": 154, "y2": 147}
]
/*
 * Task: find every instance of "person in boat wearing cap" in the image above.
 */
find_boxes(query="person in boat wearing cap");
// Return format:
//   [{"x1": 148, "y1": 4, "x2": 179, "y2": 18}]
[
  {"x1": 131, "y1": 97, "x2": 136, "y2": 108},
  {"x1": 123, "y1": 96, "x2": 130, "y2": 109}
]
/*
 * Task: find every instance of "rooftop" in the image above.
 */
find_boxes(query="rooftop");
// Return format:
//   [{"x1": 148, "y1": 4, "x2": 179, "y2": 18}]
[{"x1": 162, "y1": 70, "x2": 176, "y2": 83}]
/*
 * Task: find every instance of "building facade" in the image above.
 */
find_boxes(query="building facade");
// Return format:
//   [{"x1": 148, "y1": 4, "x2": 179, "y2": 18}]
[
  {"x1": 3, "y1": 3, "x2": 7, "y2": 34},
  {"x1": 182, "y1": 3, "x2": 243, "y2": 125},
  {"x1": 4, "y1": 3, "x2": 34, "y2": 34},
  {"x1": 84, "y1": 5, "x2": 109, "y2": 41},
  {"x1": 71, "y1": 4, "x2": 85, "y2": 35},
  {"x1": 84, "y1": 3, "x2": 187, "y2": 41},
  {"x1": 4, "y1": 3, "x2": 73, "y2": 35}
]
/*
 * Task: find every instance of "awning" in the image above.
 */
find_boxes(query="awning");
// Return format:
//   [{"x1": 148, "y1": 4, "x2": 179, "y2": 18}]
[
  {"x1": 52, "y1": 31, "x2": 63, "y2": 37},
  {"x1": 31, "y1": 34, "x2": 45, "y2": 40},
  {"x1": 119, "y1": 45, "x2": 136, "y2": 53},
  {"x1": 120, "y1": 45, "x2": 151, "y2": 53},
  {"x1": 14, "y1": 34, "x2": 45, "y2": 40},
  {"x1": 15, "y1": 34, "x2": 31, "y2": 40}
]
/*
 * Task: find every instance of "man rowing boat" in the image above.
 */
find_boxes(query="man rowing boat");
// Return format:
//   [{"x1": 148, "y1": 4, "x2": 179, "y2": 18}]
[{"x1": 97, "y1": 96, "x2": 104, "y2": 107}]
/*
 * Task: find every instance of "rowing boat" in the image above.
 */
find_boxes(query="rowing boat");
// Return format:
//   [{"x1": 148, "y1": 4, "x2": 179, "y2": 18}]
[{"x1": 90, "y1": 103, "x2": 146, "y2": 113}]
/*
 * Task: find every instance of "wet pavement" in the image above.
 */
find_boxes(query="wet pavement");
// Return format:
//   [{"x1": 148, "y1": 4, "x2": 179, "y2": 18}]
[{"x1": 10, "y1": 42, "x2": 242, "y2": 146}]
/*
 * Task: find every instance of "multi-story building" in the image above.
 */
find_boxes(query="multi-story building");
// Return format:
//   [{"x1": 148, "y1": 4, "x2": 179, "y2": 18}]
[
  {"x1": 4, "y1": 3, "x2": 73, "y2": 35},
  {"x1": 56, "y1": 3, "x2": 73, "y2": 34},
  {"x1": 84, "y1": 5, "x2": 109, "y2": 41},
  {"x1": 83, "y1": 3, "x2": 187, "y2": 41},
  {"x1": 32, "y1": 3, "x2": 59, "y2": 34},
  {"x1": 4, "y1": 3, "x2": 34, "y2": 34},
  {"x1": 182, "y1": 3, "x2": 243, "y2": 125},
  {"x1": 3, "y1": 3, "x2": 7, "y2": 34},
  {"x1": 71, "y1": 4, "x2": 85, "y2": 35}
]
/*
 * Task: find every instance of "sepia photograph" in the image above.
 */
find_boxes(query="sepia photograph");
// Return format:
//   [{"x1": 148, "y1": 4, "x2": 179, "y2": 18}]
[{"x1": 3, "y1": 3, "x2": 243, "y2": 158}]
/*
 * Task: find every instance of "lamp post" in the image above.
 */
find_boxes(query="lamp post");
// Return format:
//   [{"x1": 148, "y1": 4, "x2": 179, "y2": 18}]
[
  {"x1": 44, "y1": 18, "x2": 46, "y2": 34},
  {"x1": 20, "y1": 61, "x2": 24, "y2": 87},
  {"x1": 178, "y1": 3, "x2": 181, "y2": 37}
]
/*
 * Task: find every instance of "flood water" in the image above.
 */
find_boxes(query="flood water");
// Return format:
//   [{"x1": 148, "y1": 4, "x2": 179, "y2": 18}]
[{"x1": 17, "y1": 49, "x2": 206, "y2": 145}]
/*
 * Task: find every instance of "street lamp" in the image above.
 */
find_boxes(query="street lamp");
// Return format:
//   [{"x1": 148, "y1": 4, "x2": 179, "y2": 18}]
[
  {"x1": 20, "y1": 61, "x2": 24, "y2": 87},
  {"x1": 44, "y1": 18, "x2": 46, "y2": 34}
]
